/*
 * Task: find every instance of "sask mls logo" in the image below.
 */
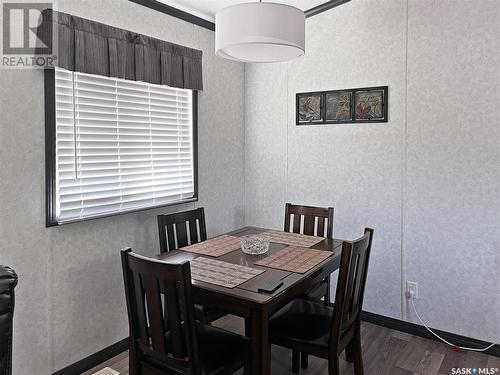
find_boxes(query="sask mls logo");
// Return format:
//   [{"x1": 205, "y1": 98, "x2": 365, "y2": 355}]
[
  {"x1": 451, "y1": 368, "x2": 499, "y2": 375},
  {"x1": 1, "y1": 1, "x2": 56, "y2": 68}
]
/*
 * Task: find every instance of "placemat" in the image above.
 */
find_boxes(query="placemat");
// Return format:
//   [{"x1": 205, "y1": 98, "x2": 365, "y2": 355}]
[
  {"x1": 190, "y1": 257, "x2": 265, "y2": 288},
  {"x1": 180, "y1": 235, "x2": 241, "y2": 257},
  {"x1": 265, "y1": 230, "x2": 324, "y2": 248},
  {"x1": 255, "y1": 246, "x2": 333, "y2": 274}
]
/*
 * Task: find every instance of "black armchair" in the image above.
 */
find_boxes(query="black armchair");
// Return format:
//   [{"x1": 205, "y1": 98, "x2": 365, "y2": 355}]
[{"x1": 0, "y1": 266, "x2": 18, "y2": 375}]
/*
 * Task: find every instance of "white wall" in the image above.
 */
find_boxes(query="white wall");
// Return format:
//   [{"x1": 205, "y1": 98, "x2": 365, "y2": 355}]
[
  {"x1": 245, "y1": 0, "x2": 500, "y2": 342},
  {"x1": 404, "y1": 0, "x2": 500, "y2": 341},
  {"x1": 0, "y1": 1, "x2": 245, "y2": 374}
]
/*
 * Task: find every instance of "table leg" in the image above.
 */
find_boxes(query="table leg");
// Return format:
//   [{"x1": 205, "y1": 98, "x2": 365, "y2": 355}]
[{"x1": 249, "y1": 310, "x2": 271, "y2": 375}]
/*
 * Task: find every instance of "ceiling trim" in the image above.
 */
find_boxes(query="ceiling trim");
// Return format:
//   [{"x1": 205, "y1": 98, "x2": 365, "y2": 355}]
[
  {"x1": 305, "y1": 0, "x2": 351, "y2": 18},
  {"x1": 129, "y1": 0, "x2": 216, "y2": 31},
  {"x1": 129, "y1": 0, "x2": 351, "y2": 32}
]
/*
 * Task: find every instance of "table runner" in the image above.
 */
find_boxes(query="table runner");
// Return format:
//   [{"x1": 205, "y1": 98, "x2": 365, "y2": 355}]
[
  {"x1": 180, "y1": 235, "x2": 241, "y2": 257},
  {"x1": 190, "y1": 257, "x2": 265, "y2": 288},
  {"x1": 255, "y1": 246, "x2": 333, "y2": 274},
  {"x1": 265, "y1": 230, "x2": 324, "y2": 248}
]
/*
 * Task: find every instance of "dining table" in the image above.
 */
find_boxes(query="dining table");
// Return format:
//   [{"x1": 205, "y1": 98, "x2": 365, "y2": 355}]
[{"x1": 157, "y1": 226, "x2": 344, "y2": 375}]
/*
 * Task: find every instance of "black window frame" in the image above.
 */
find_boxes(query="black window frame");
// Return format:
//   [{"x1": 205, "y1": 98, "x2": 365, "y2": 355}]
[{"x1": 44, "y1": 69, "x2": 199, "y2": 227}]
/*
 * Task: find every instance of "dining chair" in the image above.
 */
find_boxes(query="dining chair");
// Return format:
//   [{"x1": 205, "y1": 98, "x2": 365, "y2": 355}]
[
  {"x1": 284, "y1": 203, "x2": 334, "y2": 303},
  {"x1": 158, "y1": 208, "x2": 207, "y2": 253},
  {"x1": 269, "y1": 228, "x2": 374, "y2": 375},
  {"x1": 157, "y1": 208, "x2": 224, "y2": 324},
  {"x1": 121, "y1": 248, "x2": 250, "y2": 375},
  {"x1": 284, "y1": 203, "x2": 336, "y2": 369}
]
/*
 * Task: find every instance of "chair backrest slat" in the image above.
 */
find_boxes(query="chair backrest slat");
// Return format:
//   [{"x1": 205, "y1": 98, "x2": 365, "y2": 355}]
[
  {"x1": 330, "y1": 228, "x2": 374, "y2": 347},
  {"x1": 142, "y1": 275, "x2": 168, "y2": 354},
  {"x1": 132, "y1": 273, "x2": 149, "y2": 347},
  {"x1": 284, "y1": 203, "x2": 334, "y2": 238},
  {"x1": 158, "y1": 208, "x2": 207, "y2": 253},
  {"x1": 189, "y1": 219, "x2": 198, "y2": 246},
  {"x1": 292, "y1": 214, "x2": 301, "y2": 234},
  {"x1": 303, "y1": 215, "x2": 315, "y2": 235},
  {"x1": 317, "y1": 218, "x2": 325, "y2": 238},
  {"x1": 340, "y1": 252, "x2": 358, "y2": 327},
  {"x1": 176, "y1": 222, "x2": 189, "y2": 248},
  {"x1": 121, "y1": 248, "x2": 201, "y2": 374},
  {"x1": 166, "y1": 228, "x2": 176, "y2": 253},
  {"x1": 350, "y1": 248, "x2": 368, "y2": 318},
  {"x1": 165, "y1": 282, "x2": 185, "y2": 358}
]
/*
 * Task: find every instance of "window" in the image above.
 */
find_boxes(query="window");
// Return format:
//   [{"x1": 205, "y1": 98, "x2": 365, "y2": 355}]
[{"x1": 45, "y1": 67, "x2": 197, "y2": 225}]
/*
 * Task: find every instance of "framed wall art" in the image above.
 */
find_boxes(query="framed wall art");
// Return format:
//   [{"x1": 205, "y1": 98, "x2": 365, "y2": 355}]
[
  {"x1": 296, "y1": 92, "x2": 324, "y2": 124},
  {"x1": 325, "y1": 91, "x2": 352, "y2": 122},
  {"x1": 296, "y1": 86, "x2": 388, "y2": 125},
  {"x1": 353, "y1": 86, "x2": 388, "y2": 122}
]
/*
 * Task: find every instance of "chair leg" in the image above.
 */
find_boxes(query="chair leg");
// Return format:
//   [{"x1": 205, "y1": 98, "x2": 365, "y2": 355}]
[
  {"x1": 243, "y1": 349, "x2": 251, "y2": 375},
  {"x1": 328, "y1": 356, "x2": 340, "y2": 375},
  {"x1": 128, "y1": 339, "x2": 139, "y2": 375},
  {"x1": 244, "y1": 317, "x2": 251, "y2": 337},
  {"x1": 292, "y1": 349, "x2": 300, "y2": 373},
  {"x1": 243, "y1": 318, "x2": 252, "y2": 375},
  {"x1": 324, "y1": 275, "x2": 331, "y2": 306},
  {"x1": 300, "y1": 352, "x2": 309, "y2": 369},
  {"x1": 352, "y1": 330, "x2": 364, "y2": 375},
  {"x1": 345, "y1": 343, "x2": 353, "y2": 363},
  {"x1": 129, "y1": 353, "x2": 139, "y2": 375},
  {"x1": 243, "y1": 362, "x2": 251, "y2": 375}
]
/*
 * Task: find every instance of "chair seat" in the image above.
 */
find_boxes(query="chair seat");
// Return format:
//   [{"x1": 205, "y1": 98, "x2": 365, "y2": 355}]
[
  {"x1": 269, "y1": 299, "x2": 333, "y2": 349},
  {"x1": 197, "y1": 323, "x2": 249, "y2": 375},
  {"x1": 301, "y1": 279, "x2": 328, "y2": 301},
  {"x1": 155, "y1": 322, "x2": 249, "y2": 375}
]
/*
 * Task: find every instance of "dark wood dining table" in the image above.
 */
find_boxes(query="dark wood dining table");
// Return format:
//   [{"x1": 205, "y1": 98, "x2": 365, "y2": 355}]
[{"x1": 157, "y1": 226, "x2": 344, "y2": 375}]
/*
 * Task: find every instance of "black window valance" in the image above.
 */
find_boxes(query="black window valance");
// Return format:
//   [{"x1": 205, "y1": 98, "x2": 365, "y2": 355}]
[{"x1": 37, "y1": 9, "x2": 203, "y2": 90}]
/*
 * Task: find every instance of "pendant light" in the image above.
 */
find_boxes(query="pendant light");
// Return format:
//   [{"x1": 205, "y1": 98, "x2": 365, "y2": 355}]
[{"x1": 215, "y1": 1, "x2": 305, "y2": 63}]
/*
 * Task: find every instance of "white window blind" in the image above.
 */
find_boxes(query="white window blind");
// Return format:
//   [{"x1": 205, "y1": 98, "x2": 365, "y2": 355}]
[{"x1": 53, "y1": 67, "x2": 195, "y2": 223}]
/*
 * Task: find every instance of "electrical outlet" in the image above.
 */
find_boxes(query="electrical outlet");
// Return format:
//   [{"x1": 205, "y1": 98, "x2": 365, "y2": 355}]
[{"x1": 406, "y1": 281, "x2": 419, "y2": 299}]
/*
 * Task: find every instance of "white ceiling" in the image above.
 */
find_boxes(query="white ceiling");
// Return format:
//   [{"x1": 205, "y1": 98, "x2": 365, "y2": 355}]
[{"x1": 159, "y1": 0, "x2": 328, "y2": 22}]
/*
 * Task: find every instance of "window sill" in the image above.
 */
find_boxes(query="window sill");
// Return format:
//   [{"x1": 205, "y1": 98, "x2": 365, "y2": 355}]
[{"x1": 46, "y1": 196, "x2": 198, "y2": 227}]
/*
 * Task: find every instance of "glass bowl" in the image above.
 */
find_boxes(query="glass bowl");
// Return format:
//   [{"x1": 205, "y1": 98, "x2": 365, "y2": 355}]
[{"x1": 240, "y1": 234, "x2": 271, "y2": 255}]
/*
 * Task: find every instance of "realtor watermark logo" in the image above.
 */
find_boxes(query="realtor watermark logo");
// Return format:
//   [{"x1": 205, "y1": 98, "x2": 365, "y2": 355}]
[
  {"x1": 451, "y1": 368, "x2": 499, "y2": 374},
  {"x1": 1, "y1": 1, "x2": 56, "y2": 68}
]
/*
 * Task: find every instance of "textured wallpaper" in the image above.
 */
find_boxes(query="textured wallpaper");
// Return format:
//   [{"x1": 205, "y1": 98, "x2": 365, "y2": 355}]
[
  {"x1": 0, "y1": 1, "x2": 245, "y2": 373},
  {"x1": 245, "y1": 0, "x2": 499, "y2": 343},
  {"x1": 246, "y1": 0, "x2": 406, "y2": 320},
  {"x1": 405, "y1": 0, "x2": 500, "y2": 341}
]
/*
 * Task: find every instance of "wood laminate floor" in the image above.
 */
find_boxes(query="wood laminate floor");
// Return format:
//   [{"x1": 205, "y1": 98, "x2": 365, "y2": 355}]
[{"x1": 82, "y1": 315, "x2": 500, "y2": 375}]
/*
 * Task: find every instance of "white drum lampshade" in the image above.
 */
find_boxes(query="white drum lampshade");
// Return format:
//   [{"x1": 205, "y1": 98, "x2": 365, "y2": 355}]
[{"x1": 215, "y1": 2, "x2": 305, "y2": 63}]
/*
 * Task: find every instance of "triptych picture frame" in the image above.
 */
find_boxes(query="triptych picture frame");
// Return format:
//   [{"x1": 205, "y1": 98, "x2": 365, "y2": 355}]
[{"x1": 296, "y1": 86, "x2": 388, "y2": 125}]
